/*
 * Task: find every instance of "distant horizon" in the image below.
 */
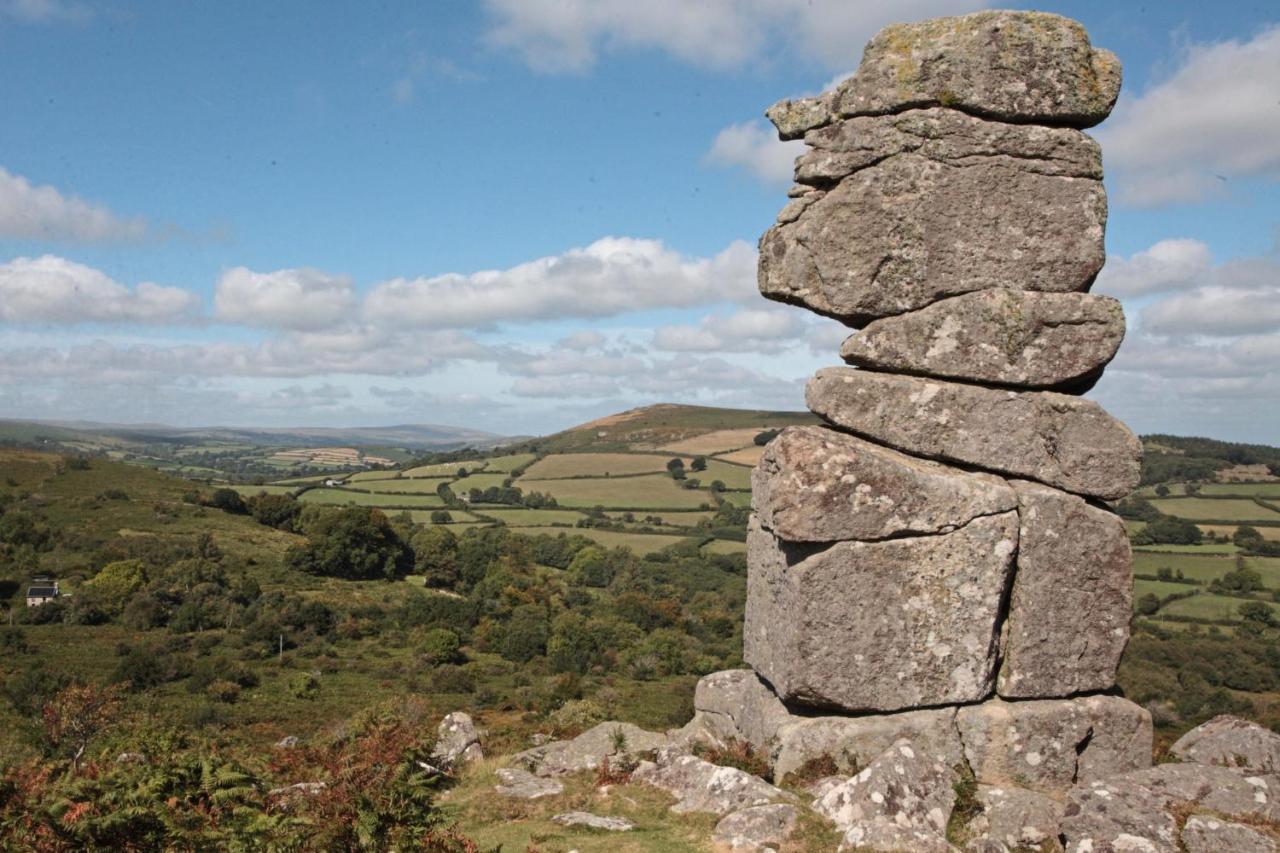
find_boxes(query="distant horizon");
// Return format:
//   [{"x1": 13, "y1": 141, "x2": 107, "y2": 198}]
[{"x1": 1, "y1": 2, "x2": 1277, "y2": 442}]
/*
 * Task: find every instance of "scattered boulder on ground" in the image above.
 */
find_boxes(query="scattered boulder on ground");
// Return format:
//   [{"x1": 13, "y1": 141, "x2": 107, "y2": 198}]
[
  {"x1": 680, "y1": 668, "x2": 793, "y2": 755},
  {"x1": 814, "y1": 740, "x2": 957, "y2": 838},
  {"x1": 745, "y1": 512, "x2": 1017, "y2": 713},
  {"x1": 829, "y1": 11, "x2": 1122, "y2": 127},
  {"x1": 631, "y1": 754, "x2": 793, "y2": 815},
  {"x1": 274, "y1": 735, "x2": 299, "y2": 749},
  {"x1": 957, "y1": 696, "x2": 1151, "y2": 794},
  {"x1": 493, "y1": 767, "x2": 563, "y2": 800},
  {"x1": 997, "y1": 480, "x2": 1132, "y2": 698},
  {"x1": 966, "y1": 785, "x2": 1064, "y2": 851},
  {"x1": 712, "y1": 803, "x2": 800, "y2": 851},
  {"x1": 1061, "y1": 763, "x2": 1280, "y2": 851},
  {"x1": 752, "y1": 425, "x2": 1016, "y2": 543},
  {"x1": 841, "y1": 289, "x2": 1125, "y2": 389},
  {"x1": 431, "y1": 711, "x2": 484, "y2": 767},
  {"x1": 1181, "y1": 815, "x2": 1278, "y2": 853},
  {"x1": 550, "y1": 812, "x2": 635, "y2": 831},
  {"x1": 1170, "y1": 714, "x2": 1280, "y2": 774},
  {"x1": 513, "y1": 721, "x2": 669, "y2": 776},
  {"x1": 806, "y1": 368, "x2": 1142, "y2": 500}
]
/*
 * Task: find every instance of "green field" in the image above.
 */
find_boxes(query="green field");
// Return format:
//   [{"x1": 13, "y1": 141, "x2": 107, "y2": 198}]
[
  {"x1": 297, "y1": 489, "x2": 444, "y2": 508},
  {"x1": 520, "y1": 452, "x2": 686, "y2": 479},
  {"x1": 351, "y1": 477, "x2": 452, "y2": 494},
  {"x1": 657, "y1": 428, "x2": 764, "y2": 455},
  {"x1": 1199, "y1": 483, "x2": 1280, "y2": 497},
  {"x1": 1133, "y1": 552, "x2": 1238, "y2": 583},
  {"x1": 716, "y1": 445, "x2": 765, "y2": 466},
  {"x1": 404, "y1": 509, "x2": 485, "y2": 525},
  {"x1": 720, "y1": 491, "x2": 753, "y2": 508},
  {"x1": 703, "y1": 539, "x2": 747, "y2": 555},
  {"x1": 345, "y1": 469, "x2": 404, "y2": 482},
  {"x1": 521, "y1": 474, "x2": 715, "y2": 509},
  {"x1": 1149, "y1": 498, "x2": 1280, "y2": 522},
  {"x1": 476, "y1": 508, "x2": 587, "y2": 526},
  {"x1": 700, "y1": 459, "x2": 753, "y2": 491},
  {"x1": 478, "y1": 453, "x2": 537, "y2": 472},
  {"x1": 514, "y1": 526, "x2": 693, "y2": 554},
  {"x1": 1134, "y1": 578, "x2": 1199, "y2": 600},
  {"x1": 454, "y1": 472, "x2": 513, "y2": 492},
  {"x1": 1202, "y1": 524, "x2": 1280, "y2": 541},
  {"x1": 604, "y1": 509, "x2": 717, "y2": 527},
  {"x1": 1159, "y1": 593, "x2": 1278, "y2": 622},
  {"x1": 403, "y1": 461, "x2": 479, "y2": 478},
  {"x1": 1134, "y1": 543, "x2": 1240, "y2": 555}
]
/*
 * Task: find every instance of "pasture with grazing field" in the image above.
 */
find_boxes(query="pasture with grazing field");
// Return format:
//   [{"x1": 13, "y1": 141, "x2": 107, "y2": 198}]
[
  {"x1": 1149, "y1": 498, "x2": 1280, "y2": 522},
  {"x1": 700, "y1": 459, "x2": 753, "y2": 491},
  {"x1": 346, "y1": 469, "x2": 405, "y2": 482},
  {"x1": 402, "y1": 461, "x2": 482, "y2": 478},
  {"x1": 657, "y1": 427, "x2": 766, "y2": 455},
  {"x1": 519, "y1": 474, "x2": 715, "y2": 510},
  {"x1": 231, "y1": 484, "x2": 299, "y2": 497},
  {"x1": 453, "y1": 472, "x2": 514, "y2": 492},
  {"x1": 519, "y1": 452, "x2": 688, "y2": 479},
  {"x1": 1159, "y1": 593, "x2": 1278, "y2": 623},
  {"x1": 349, "y1": 476, "x2": 452, "y2": 494},
  {"x1": 474, "y1": 508, "x2": 587, "y2": 526},
  {"x1": 478, "y1": 452, "x2": 537, "y2": 472},
  {"x1": 716, "y1": 445, "x2": 766, "y2": 466},
  {"x1": 1201, "y1": 524, "x2": 1280, "y2": 541},
  {"x1": 296, "y1": 489, "x2": 444, "y2": 508},
  {"x1": 1198, "y1": 482, "x2": 1280, "y2": 497}
]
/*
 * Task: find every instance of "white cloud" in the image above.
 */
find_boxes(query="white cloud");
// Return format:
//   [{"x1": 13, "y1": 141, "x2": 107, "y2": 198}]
[
  {"x1": 482, "y1": 0, "x2": 984, "y2": 73},
  {"x1": 652, "y1": 307, "x2": 808, "y2": 353},
  {"x1": 1101, "y1": 25, "x2": 1280, "y2": 206},
  {"x1": 1142, "y1": 282, "x2": 1280, "y2": 338},
  {"x1": 706, "y1": 122, "x2": 802, "y2": 186},
  {"x1": 0, "y1": 0, "x2": 91, "y2": 24},
  {"x1": 0, "y1": 167, "x2": 146, "y2": 242},
  {"x1": 214, "y1": 267, "x2": 357, "y2": 331},
  {"x1": 1093, "y1": 238, "x2": 1213, "y2": 297},
  {"x1": 363, "y1": 237, "x2": 757, "y2": 329},
  {"x1": 0, "y1": 255, "x2": 198, "y2": 324}
]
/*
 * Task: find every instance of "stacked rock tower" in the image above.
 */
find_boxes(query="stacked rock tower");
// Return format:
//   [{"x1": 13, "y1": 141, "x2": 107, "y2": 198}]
[{"x1": 690, "y1": 7, "x2": 1155, "y2": 818}]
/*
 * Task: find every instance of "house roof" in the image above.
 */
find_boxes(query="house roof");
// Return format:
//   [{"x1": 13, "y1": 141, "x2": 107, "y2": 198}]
[{"x1": 27, "y1": 586, "x2": 59, "y2": 597}]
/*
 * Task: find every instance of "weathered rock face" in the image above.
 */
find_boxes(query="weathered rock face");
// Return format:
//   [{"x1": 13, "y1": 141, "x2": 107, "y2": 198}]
[
  {"x1": 1170, "y1": 714, "x2": 1280, "y2": 774},
  {"x1": 745, "y1": 512, "x2": 1017, "y2": 713},
  {"x1": 551, "y1": 812, "x2": 634, "y2": 832},
  {"x1": 430, "y1": 711, "x2": 484, "y2": 767},
  {"x1": 753, "y1": 425, "x2": 1016, "y2": 542},
  {"x1": 806, "y1": 368, "x2": 1142, "y2": 500},
  {"x1": 712, "y1": 804, "x2": 800, "y2": 851},
  {"x1": 512, "y1": 721, "x2": 669, "y2": 776},
  {"x1": 997, "y1": 481, "x2": 1132, "y2": 698},
  {"x1": 631, "y1": 754, "x2": 793, "y2": 815},
  {"x1": 840, "y1": 290, "x2": 1126, "y2": 389},
  {"x1": 829, "y1": 11, "x2": 1122, "y2": 128},
  {"x1": 759, "y1": 151, "x2": 1106, "y2": 324},
  {"x1": 1182, "y1": 816, "x2": 1278, "y2": 853},
  {"x1": 774, "y1": 706, "x2": 965, "y2": 781},
  {"x1": 687, "y1": 668, "x2": 793, "y2": 755},
  {"x1": 814, "y1": 739, "x2": 959, "y2": 852},
  {"x1": 968, "y1": 785, "x2": 1064, "y2": 851},
  {"x1": 494, "y1": 767, "x2": 562, "y2": 800},
  {"x1": 1060, "y1": 764, "x2": 1280, "y2": 852},
  {"x1": 956, "y1": 696, "x2": 1152, "y2": 794}
]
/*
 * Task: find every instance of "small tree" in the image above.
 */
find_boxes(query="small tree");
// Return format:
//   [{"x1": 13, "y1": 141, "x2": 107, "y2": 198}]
[
  {"x1": 691, "y1": 456, "x2": 707, "y2": 472},
  {"x1": 429, "y1": 510, "x2": 453, "y2": 524},
  {"x1": 1135, "y1": 593, "x2": 1160, "y2": 616},
  {"x1": 421, "y1": 628, "x2": 461, "y2": 665},
  {"x1": 666, "y1": 458, "x2": 685, "y2": 480},
  {"x1": 42, "y1": 682, "x2": 123, "y2": 773}
]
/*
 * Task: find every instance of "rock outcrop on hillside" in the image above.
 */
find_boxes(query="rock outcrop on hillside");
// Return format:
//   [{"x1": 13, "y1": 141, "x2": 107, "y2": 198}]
[{"x1": 486, "y1": 11, "x2": 1280, "y2": 850}]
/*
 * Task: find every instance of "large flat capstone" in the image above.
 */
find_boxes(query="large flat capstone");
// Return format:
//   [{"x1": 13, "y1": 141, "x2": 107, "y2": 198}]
[
  {"x1": 806, "y1": 368, "x2": 1142, "y2": 500},
  {"x1": 744, "y1": 512, "x2": 1017, "y2": 713},
  {"x1": 840, "y1": 289, "x2": 1126, "y2": 389},
  {"x1": 752, "y1": 425, "x2": 1016, "y2": 542},
  {"x1": 829, "y1": 11, "x2": 1122, "y2": 128},
  {"x1": 997, "y1": 480, "x2": 1132, "y2": 698}
]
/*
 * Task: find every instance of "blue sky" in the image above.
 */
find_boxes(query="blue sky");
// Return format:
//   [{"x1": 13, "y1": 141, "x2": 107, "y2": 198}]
[{"x1": 0, "y1": 0, "x2": 1277, "y2": 442}]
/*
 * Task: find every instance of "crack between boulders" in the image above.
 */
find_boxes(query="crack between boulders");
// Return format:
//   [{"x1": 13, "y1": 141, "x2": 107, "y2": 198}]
[
  {"x1": 839, "y1": 359, "x2": 1099, "y2": 394},
  {"x1": 765, "y1": 505, "x2": 1018, "y2": 570}
]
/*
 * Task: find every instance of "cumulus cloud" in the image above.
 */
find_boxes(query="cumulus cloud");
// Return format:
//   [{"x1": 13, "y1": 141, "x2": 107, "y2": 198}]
[
  {"x1": 482, "y1": 0, "x2": 984, "y2": 73},
  {"x1": 1101, "y1": 25, "x2": 1280, "y2": 206},
  {"x1": 1142, "y1": 281, "x2": 1280, "y2": 338},
  {"x1": 706, "y1": 122, "x2": 802, "y2": 186},
  {"x1": 363, "y1": 237, "x2": 757, "y2": 328},
  {"x1": 0, "y1": 167, "x2": 146, "y2": 242},
  {"x1": 214, "y1": 267, "x2": 357, "y2": 331},
  {"x1": 0, "y1": 255, "x2": 198, "y2": 324},
  {"x1": 1094, "y1": 238, "x2": 1213, "y2": 297},
  {"x1": 652, "y1": 307, "x2": 808, "y2": 353}
]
